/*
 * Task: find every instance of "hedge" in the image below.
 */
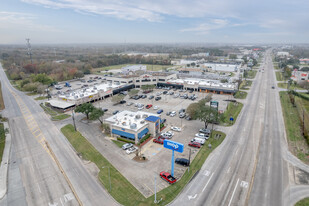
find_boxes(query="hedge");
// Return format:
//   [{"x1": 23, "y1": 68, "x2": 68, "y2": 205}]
[{"x1": 117, "y1": 137, "x2": 135, "y2": 144}]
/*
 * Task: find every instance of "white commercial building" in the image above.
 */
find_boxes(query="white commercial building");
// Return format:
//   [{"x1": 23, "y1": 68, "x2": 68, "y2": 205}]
[
  {"x1": 121, "y1": 65, "x2": 146, "y2": 74},
  {"x1": 105, "y1": 110, "x2": 161, "y2": 144},
  {"x1": 203, "y1": 63, "x2": 238, "y2": 72}
]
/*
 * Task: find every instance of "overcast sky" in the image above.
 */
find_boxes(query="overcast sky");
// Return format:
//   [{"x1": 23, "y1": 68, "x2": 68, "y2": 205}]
[{"x1": 1, "y1": 0, "x2": 309, "y2": 44}]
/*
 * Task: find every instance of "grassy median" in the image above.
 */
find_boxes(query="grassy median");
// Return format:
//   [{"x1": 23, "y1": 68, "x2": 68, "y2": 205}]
[
  {"x1": 296, "y1": 197, "x2": 309, "y2": 206},
  {"x1": 220, "y1": 102, "x2": 243, "y2": 126},
  {"x1": 0, "y1": 83, "x2": 4, "y2": 110},
  {"x1": 275, "y1": 71, "x2": 283, "y2": 81},
  {"x1": 0, "y1": 123, "x2": 5, "y2": 163},
  {"x1": 234, "y1": 91, "x2": 247, "y2": 99},
  {"x1": 61, "y1": 124, "x2": 226, "y2": 205}
]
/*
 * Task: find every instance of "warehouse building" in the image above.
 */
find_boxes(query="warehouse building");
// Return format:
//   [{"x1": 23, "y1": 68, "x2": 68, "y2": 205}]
[{"x1": 105, "y1": 111, "x2": 161, "y2": 144}]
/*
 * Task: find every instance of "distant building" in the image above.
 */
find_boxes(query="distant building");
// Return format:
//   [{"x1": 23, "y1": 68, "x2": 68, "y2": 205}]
[
  {"x1": 300, "y1": 58, "x2": 309, "y2": 64},
  {"x1": 203, "y1": 63, "x2": 238, "y2": 72},
  {"x1": 277, "y1": 52, "x2": 290, "y2": 57},
  {"x1": 121, "y1": 65, "x2": 146, "y2": 75}
]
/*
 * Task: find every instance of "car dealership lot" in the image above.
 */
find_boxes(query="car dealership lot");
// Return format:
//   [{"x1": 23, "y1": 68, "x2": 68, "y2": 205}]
[{"x1": 88, "y1": 88, "x2": 229, "y2": 197}]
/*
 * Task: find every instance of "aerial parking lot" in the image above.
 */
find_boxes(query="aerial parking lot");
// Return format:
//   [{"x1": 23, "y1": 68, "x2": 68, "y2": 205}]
[{"x1": 85, "y1": 87, "x2": 230, "y2": 197}]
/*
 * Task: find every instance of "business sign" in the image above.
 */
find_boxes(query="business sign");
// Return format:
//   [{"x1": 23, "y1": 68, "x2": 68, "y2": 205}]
[
  {"x1": 210, "y1": 101, "x2": 219, "y2": 109},
  {"x1": 163, "y1": 140, "x2": 184, "y2": 153}
]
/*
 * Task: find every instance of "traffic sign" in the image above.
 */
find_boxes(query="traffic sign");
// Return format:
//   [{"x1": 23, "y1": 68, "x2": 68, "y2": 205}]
[{"x1": 230, "y1": 117, "x2": 234, "y2": 122}]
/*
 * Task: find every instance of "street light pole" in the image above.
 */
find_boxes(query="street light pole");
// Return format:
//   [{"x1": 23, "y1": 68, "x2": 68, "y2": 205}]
[
  {"x1": 108, "y1": 167, "x2": 112, "y2": 192},
  {"x1": 72, "y1": 110, "x2": 77, "y2": 131},
  {"x1": 154, "y1": 175, "x2": 157, "y2": 203}
]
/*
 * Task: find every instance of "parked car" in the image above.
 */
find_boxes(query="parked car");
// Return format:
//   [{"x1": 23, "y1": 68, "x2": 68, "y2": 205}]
[
  {"x1": 138, "y1": 106, "x2": 144, "y2": 110},
  {"x1": 171, "y1": 126, "x2": 181, "y2": 132},
  {"x1": 161, "y1": 118, "x2": 166, "y2": 124},
  {"x1": 179, "y1": 109, "x2": 185, "y2": 114},
  {"x1": 120, "y1": 100, "x2": 126, "y2": 104},
  {"x1": 175, "y1": 158, "x2": 190, "y2": 166},
  {"x1": 155, "y1": 97, "x2": 161, "y2": 101},
  {"x1": 185, "y1": 115, "x2": 192, "y2": 121},
  {"x1": 153, "y1": 106, "x2": 159, "y2": 110},
  {"x1": 160, "y1": 171, "x2": 177, "y2": 184},
  {"x1": 122, "y1": 143, "x2": 133, "y2": 150},
  {"x1": 126, "y1": 146, "x2": 138, "y2": 154},
  {"x1": 199, "y1": 128, "x2": 211, "y2": 134},
  {"x1": 179, "y1": 113, "x2": 186, "y2": 118},
  {"x1": 127, "y1": 102, "x2": 133, "y2": 106},
  {"x1": 189, "y1": 90, "x2": 194, "y2": 93},
  {"x1": 170, "y1": 111, "x2": 176, "y2": 117},
  {"x1": 272, "y1": 86, "x2": 275, "y2": 89},
  {"x1": 149, "y1": 95, "x2": 154, "y2": 99},
  {"x1": 142, "y1": 95, "x2": 147, "y2": 99},
  {"x1": 102, "y1": 108, "x2": 108, "y2": 112},
  {"x1": 146, "y1": 104, "x2": 152, "y2": 109},
  {"x1": 163, "y1": 91, "x2": 168, "y2": 95},
  {"x1": 113, "y1": 110, "x2": 120, "y2": 115},
  {"x1": 195, "y1": 133, "x2": 209, "y2": 139},
  {"x1": 157, "y1": 109, "x2": 164, "y2": 114},
  {"x1": 153, "y1": 138, "x2": 164, "y2": 144},
  {"x1": 188, "y1": 142, "x2": 201, "y2": 148}
]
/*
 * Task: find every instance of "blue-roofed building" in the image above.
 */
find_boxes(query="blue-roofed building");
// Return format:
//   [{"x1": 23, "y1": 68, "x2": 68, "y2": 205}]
[{"x1": 105, "y1": 111, "x2": 161, "y2": 144}]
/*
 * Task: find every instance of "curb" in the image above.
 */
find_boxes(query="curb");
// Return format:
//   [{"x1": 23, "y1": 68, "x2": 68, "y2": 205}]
[{"x1": 0, "y1": 122, "x2": 11, "y2": 199}]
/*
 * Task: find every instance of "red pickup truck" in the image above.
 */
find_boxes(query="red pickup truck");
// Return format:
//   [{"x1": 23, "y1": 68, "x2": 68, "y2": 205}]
[
  {"x1": 153, "y1": 138, "x2": 163, "y2": 144},
  {"x1": 160, "y1": 171, "x2": 177, "y2": 184}
]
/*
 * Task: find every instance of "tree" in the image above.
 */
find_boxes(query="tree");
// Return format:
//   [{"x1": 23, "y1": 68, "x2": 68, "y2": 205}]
[
  {"x1": 229, "y1": 54, "x2": 237, "y2": 60},
  {"x1": 128, "y1": 89, "x2": 139, "y2": 97},
  {"x1": 75, "y1": 103, "x2": 95, "y2": 120},
  {"x1": 89, "y1": 108, "x2": 104, "y2": 123},
  {"x1": 111, "y1": 94, "x2": 125, "y2": 105},
  {"x1": 196, "y1": 105, "x2": 218, "y2": 129}
]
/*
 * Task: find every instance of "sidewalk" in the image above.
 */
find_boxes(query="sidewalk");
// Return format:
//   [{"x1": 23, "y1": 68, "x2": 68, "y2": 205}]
[{"x1": 0, "y1": 122, "x2": 12, "y2": 199}]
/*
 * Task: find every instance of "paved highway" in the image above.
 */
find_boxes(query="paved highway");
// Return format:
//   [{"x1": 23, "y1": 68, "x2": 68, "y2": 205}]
[
  {"x1": 0, "y1": 64, "x2": 116, "y2": 206},
  {"x1": 172, "y1": 50, "x2": 295, "y2": 206}
]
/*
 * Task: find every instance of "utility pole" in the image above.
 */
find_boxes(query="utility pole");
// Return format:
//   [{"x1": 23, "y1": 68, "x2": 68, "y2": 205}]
[
  {"x1": 154, "y1": 175, "x2": 157, "y2": 203},
  {"x1": 72, "y1": 110, "x2": 77, "y2": 131},
  {"x1": 26, "y1": 38, "x2": 33, "y2": 64}
]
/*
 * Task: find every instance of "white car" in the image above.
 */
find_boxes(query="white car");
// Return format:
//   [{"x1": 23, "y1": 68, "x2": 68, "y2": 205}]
[
  {"x1": 170, "y1": 111, "x2": 176, "y2": 117},
  {"x1": 153, "y1": 106, "x2": 159, "y2": 110},
  {"x1": 122, "y1": 143, "x2": 133, "y2": 150},
  {"x1": 138, "y1": 106, "x2": 144, "y2": 110},
  {"x1": 166, "y1": 131, "x2": 174, "y2": 136},
  {"x1": 171, "y1": 126, "x2": 181, "y2": 132},
  {"x1": 195, "y1": 133, "x2": 209, "y2": 139},
  {"x1": 126, "y1": 146, "x2": 138, "y2": 154}
]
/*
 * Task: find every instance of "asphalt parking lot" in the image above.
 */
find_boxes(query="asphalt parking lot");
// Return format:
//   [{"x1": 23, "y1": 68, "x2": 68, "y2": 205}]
[{"x1": 86, "y1": 88, "x2": 231, "y2": 197}]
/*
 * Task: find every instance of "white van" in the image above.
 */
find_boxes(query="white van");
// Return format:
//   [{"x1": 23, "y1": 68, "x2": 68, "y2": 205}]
[{"x1": 191, "y1": 137, "x2": 205, "y2": 145}]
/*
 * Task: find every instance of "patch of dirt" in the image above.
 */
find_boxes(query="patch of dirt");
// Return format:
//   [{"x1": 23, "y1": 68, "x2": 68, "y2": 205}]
[
  {"x1": 294, "y1": 167, "x2": 309, "y2": 185},
  {"x1": 133, "y1": 155, "x2": 148, "y2": 162},
  {"x1": 82, "y1": 159, "x2": 100, "y2": 177}
]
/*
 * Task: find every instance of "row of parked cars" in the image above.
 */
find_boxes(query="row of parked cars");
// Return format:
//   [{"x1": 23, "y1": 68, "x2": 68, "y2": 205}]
[
  {"x1": 121, "y1": 143, "x2": 138, "y2": 154},
  {"x1": 188, "y1": 128, "x2": 212, "y2": 148},
  {"x1": 131, "y1": 94, "x2": 162, "y2": 101}
]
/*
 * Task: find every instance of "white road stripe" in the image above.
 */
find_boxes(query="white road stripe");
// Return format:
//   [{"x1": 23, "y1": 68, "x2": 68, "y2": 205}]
[
  {"x1": 202, "y1": 172, "x2": 214, "y2": 192},
  {"x1": 228, "y1": 178, "x2": 239, "y2": 206}
]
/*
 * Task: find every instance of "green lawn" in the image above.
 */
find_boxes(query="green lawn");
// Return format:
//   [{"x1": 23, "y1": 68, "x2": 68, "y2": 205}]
[
  {"x1": 35, "y1": 96, "x2": 48, "y2": 100},
  {"x1": 0, "y1": 123, "x2": 5, "y2": 163},
  {"x1": 0, "y1": 83, "x2": 4, "y2": 110},
  {"x1": 275, "y1": 71, "x2": 283, "y2": 81},
  {"x1": 277, "y1": 83, "x2": 305, "y2": 90},
  {"x1": 51, "y1": 114, "x2": 70, "y2": 121},
  {"x1": 112, "y1": 140, "x2": 125, "y2": 148},
  {"x1": 61, "y1": 124, "x2": 226, "y2": 206},
  {"x1": 93, "y1": 64, "x2": 171, "y2": 73},
  {"x1": 234, "y1": 91, "x2": 247, "y2": 99},
  {"x1": 246, "y1": 70, "x2": 257, "y2": 79},
  {"x1": 295, "y1": 197, "x2": 309, "y2": 205},
  {"x1": 220, "y1": 102, "x2": 243, "y2": 126},
  {"x1": 240, "y1": 80, "x2": 252, "y2": 90}
]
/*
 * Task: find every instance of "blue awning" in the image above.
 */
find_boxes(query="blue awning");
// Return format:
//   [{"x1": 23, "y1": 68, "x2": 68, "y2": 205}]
[
  {"x1": 138, "y1": 128, "x2": 149, "y2": 139},
  {"x1": 145, "y1": 116, "x2": 160, "y2": 122},
  {"x1": 112, "y1": 129, "x2": 135, "y2": 139}
]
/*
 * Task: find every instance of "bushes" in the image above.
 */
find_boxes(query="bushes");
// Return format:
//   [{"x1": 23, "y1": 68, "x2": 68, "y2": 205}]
[
  {"x1": 102, "y1": 123, "x2": 111, "y2": 134},
  {"x1": 117, "y1": 137, "x2": 135, "y2": 144},
  {"x1": 139, "y1": 133, "x2": 151, "y2": 145},
  {"x1": 160, "y1": 123, "x2": 164, "y2": 129}
]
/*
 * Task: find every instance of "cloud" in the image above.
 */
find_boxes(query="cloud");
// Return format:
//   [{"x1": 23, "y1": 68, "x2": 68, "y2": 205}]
[
  {"x1": 180, "y1": 19, "x2": 229, "y2": 34},
  {"x1": 0, "y1": 11, "x2": 60, "y2": 32}
]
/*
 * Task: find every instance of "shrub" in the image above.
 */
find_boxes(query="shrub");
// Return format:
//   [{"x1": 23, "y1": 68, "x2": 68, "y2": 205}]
[
  {"x1": 139, "y1": 133, "x2": 151, "y2": 144},
  {"x1": 117, "y1": 137, "x2": 135, "y2": 144},
  {"x1": 102, "y1": 123, "x2": 111, "y2": 134}
]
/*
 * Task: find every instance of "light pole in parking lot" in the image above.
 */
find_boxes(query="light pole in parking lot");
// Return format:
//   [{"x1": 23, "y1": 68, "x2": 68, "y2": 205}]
[{"x1": 72, "y1": 110, "x2": 77, "y2": 131}]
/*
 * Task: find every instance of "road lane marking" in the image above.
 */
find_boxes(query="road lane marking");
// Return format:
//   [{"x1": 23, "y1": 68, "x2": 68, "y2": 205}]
[
  {"x1": 219, "y1": 183, "x2": 224, "y2": 191},
  {"x1": 204, "y1": 170, "x2": 210, "y2": 176},
  {"x1": 235, "y1": 148, "x2": 239, "y2": 155},
  {"x1": 240, "y1": 181, "x2": 248, "y2": 188},
  {"x1": 202, "y1": 172, "x2": 214, "y2": 192},
  {"x1": 268, "y1": 166, "x2": 270, "y2": 174},
  {"x1": 188, "y1": 194, "x2": 197, "y2": 200},
  {"x1": 228, "y1": 178, "x2": 239, "y2": 206},
  {"x1": 37, "y1": 183, "x2": 41, "y2": 193},
  {"x1": 269, "y1": 152, "x2": 272, "y2": 159},
  {"x1": 227, "y1": 167, "x2": 231, "y2": 173}
]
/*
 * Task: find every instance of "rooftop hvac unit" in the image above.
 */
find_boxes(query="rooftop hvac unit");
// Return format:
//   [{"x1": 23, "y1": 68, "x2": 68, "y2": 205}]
[
  {"x1": 74, "y1": 96, "x2": 78, "y2": 99},
  {"x1": 91, "y1": 90, "x2": 95, "y2": 92},
  {"x1": 122, "y1": 122, "x2": 126, "y2": 126},
  {"x1": 94, "y1": 87, "x2": 97, "y2": 90},
  {"x1": 124, "y1": 117, "x2": 127, "y2": 120},
  {"x1": 140, "y1": 120, "x2": 145, "y2": 124},
  {"x1": 129, "y1": 114, "x2": 134, "y2": 117},
  {"x1": 130, "y1": 123, "x2": 137, "y2": 129},
  {"x1": 142, "y1": 114, "x2": 148, "y2": 118},
  {"x1": 80, "y1": 94, "x2": 84, "y2": 97},
  {"x1": 135, "y1": 115, "x2": 140, "y2": 119}
]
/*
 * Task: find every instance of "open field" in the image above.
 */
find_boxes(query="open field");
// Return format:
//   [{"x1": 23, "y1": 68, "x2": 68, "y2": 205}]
[
  {"x1": 0, "y1": 123, "x2": 5, "y2": 163},
  {"x1": 220, "y1": 102, "x2": 243, "y2": 126},
  {"x1": 280, "y1": 91, "x2": 309, "y2": 164},
  {"x1": 245, "y1": 70, "x2": 257, "y2": 79},
  {"x1": 93, "y1": 64, "x2": 172, "y2": 73},
  {"x1": 0, "y1": 83, "x2": 4, "y2": 110},
  {"x1": 277, "y1": 83, "x2": 305, "y2": 90},
  {"x1": 61, "y1": 124, "x2": 226, "y2": 206},
  {"x1": 240, "y1": 80, "x2": 252, "y2": 90},
  {"x1": 275, "y1": 71, "x2": 283, "y2": 81},
  {"x1": 234, "y1": 91, "x2": 247, "y2": 99}
]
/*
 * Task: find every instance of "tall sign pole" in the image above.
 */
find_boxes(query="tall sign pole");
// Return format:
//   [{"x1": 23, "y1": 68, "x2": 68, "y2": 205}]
[{"x1": 163, "y1": 140, "x2": 184, "y2": 177}]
